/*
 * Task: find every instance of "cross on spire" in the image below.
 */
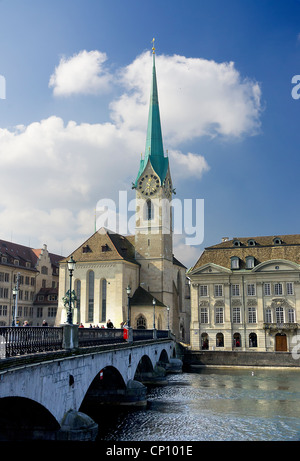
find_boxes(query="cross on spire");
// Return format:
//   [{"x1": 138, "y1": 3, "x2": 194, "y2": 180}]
[{"x1": 152, "y1": 37, "x2": 155, "y2": 54}]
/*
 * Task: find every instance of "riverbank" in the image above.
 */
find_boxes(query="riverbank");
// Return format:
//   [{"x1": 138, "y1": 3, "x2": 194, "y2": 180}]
[{"x1": 181, "y1": 349, "x2": 300, "y2": 369}]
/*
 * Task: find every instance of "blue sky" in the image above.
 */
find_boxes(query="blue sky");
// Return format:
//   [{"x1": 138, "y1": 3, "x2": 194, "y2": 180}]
[{"x1": 0, "y1": 0, "x2": 300, "y2": 268}]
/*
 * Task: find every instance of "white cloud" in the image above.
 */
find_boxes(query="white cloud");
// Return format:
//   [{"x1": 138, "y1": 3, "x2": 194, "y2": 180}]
[
  {"x1": 0, "y1": 50, "x2": 262, "y2": 258},
  {"x1": 170, "y1": 150, "x2": 210, "y2": 180},
  {"x1": 49, "y1": 50, "x2": 112, "y2": 96},
  {"x1": 112, "y1": 52, "x2": 262, "y2": 142}
]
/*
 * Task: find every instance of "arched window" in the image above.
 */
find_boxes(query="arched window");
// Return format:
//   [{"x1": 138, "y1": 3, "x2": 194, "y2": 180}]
[
  {"x1": 136, "y1": 314, "x2": 147, "y2": 329},
  {"x1": 146, "y1": 200, "x2": 153, "y2": 221},
  {"x1": 246, "y1": 256, "x2": 255, "y2": 269},
  {"x1": 101, "y1": 279, "x2": 107, "y2": 322},
  {"x1": 201, "y1": 333, "x2": 209, "y2": 350},
  {"x1": 249, "y1": 332, "x2": 257, "y2": 347},
  {"x1": 233, "y1": 332, "x2": 241, "y2": 348},
  {"x1": 177, "y1": 271, "x2": 182, "y2": 312},
  {"x1": 231, "y1": 256, "x2": 239, "y2": 269},
  {"x1": 216, "y1": 332, "x2": 224, "y2": 347},
  {"x1": 88, "y1": 271, "x2": 94, "y2": 322},
  {"x1": 75, "y1": 279, "x2": 81, "y2": 311}
]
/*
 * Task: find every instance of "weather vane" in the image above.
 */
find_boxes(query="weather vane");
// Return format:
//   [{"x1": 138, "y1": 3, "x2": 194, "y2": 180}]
[{"x1": 152, "y1": 37, "x2": 155, "y2": 54}]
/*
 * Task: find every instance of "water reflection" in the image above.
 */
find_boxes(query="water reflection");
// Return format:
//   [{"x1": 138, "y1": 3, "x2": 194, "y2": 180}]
[{"x1": 95, "y1": 367, "x2": 300, "y2": 441}]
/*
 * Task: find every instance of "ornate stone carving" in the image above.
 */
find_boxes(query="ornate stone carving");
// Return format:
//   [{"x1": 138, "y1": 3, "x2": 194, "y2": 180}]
[
  {"x1": 232, "y1": 299, "x2": 241, "y2": 306},
  {"x1": 247, "y1": 299, "x2": 257, "y2": 306},
  {"x1": 214, "y1": 300, "x2": 224, "y2": 306}
]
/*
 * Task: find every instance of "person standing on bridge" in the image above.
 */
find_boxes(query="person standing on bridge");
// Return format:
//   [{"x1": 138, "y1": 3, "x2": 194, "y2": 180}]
[{"x1": 106, "y1": 319, "x2": 114, "y2": 329}]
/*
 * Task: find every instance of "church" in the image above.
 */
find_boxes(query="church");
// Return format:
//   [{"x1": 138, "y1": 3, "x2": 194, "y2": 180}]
[{"x1": 56, "y1": 44, "x2": 190, "y2": 342}]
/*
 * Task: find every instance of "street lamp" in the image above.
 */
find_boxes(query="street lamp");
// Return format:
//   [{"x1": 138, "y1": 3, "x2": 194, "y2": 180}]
[
  {"x1": 126, "y1": 285, "x2": 131, "y2": 327},
  {"x1": 167, "y1": 305, "x2": 170, "y2": 330},
  {"x1": 66, "y1": 255, "x2": 76, "y2": 324},
  {"x1": 153, "y1": 297, "x2": 156, "y2": 329},
  {"x1": 12, "y1": 286, "x2": 18, "y2": 326}
]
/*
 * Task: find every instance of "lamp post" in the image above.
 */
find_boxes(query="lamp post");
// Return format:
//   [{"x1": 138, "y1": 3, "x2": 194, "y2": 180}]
[
  {"x1": 66, "y1": 255, "x2": 76, "y2": 324},
  {"x1": 126, "y1": 285, "x2": 131, "y2": 327},
  {"x1": 12, "y1": 286, "x2": 18, "y2": 326},
  {"x1": 153, "y1": 297, "x2": 156, "y2": 329}
]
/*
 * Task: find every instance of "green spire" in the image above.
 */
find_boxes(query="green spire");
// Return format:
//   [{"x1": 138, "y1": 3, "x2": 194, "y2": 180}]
[
  {"x1": 144, "y1": 50, "x2": 164, "y2": 161},
  {"x1": 134, "y1": 41, "x2": 169, "y2": 187}
]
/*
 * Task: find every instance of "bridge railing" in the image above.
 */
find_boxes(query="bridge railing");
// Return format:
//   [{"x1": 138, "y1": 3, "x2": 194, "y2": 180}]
[
  {"x1": 0, "y1": 326, "x2": 173, "y2": 359},
  {"x1": 78, "y1": 328, "x2": 124, "y2": 346},
  {"x1": 0, "y1": 326, "x2": 64, "y2": 358},
  {"x1": 78, "y1": 328, "x2": 170, "y2": 345}
]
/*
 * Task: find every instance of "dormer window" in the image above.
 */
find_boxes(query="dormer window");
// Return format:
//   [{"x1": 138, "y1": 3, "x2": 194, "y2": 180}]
[
  {"x1": 273, "y1": 237, "x2": 282, "y2": 245},
  {"x1": 233, "y1": 239, "x2": 241, "y2": 247},
  {"x1": 231, "y1": 256, "x2": 240, "y2": 269},
  {"x1": 83, "y1": 245, "x2": 92, "y2": 253},
  {"x1": 247, "y1": 239, "x2": 256, "y2": 247},
  {"x1": 101, "y1": 244, "x2": 110, "y2": 252},
  {"x1": 246, "y1": 256, "x2": 255, "y2": 269}
]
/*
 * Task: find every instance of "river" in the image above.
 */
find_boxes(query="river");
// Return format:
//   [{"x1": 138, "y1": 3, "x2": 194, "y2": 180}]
[{"x1": 95, "y1": 367, "x2": 300, "y2": 441}]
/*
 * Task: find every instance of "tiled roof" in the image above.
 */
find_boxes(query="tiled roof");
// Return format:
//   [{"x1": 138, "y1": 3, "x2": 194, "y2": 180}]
[
  {"x1": 130, "y1": 286, "x2": 166, "y2": 307},
  {"x1": 0, "y1": 239, "x2": 64, "y2": 271},
  {"x1": 191, "y1": 234, "x2": 300, "y2": 271},
  {"x1": 61, "y1": 228, "x2": 186, "y2": 271},
  {"x1": 61, "y1": 228, "x2": 139, "y2": 265}
]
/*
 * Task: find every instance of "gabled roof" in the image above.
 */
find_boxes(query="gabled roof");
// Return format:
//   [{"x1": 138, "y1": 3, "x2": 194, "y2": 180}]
[
  {"x1": 0, "y1": 239, "x2": 64, "y2": 271},
  {"x1": 61, "y1": 228, "x2": 139, "y2": 266},
  {"x1": 130, "y1": 285, "x2": 166, "y2": 307}
]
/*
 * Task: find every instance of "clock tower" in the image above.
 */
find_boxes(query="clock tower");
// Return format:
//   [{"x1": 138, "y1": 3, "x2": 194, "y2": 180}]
[{"x1": 133, "y1": 41, "x2": 174, "y2": 306}]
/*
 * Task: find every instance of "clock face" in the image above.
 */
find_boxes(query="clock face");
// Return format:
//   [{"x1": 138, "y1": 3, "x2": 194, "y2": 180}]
[
  {"x1": 138, "y1": 174, "x2": 160, "y2": 196},
  {"x1": 163, "y1": 177, "x2": 172, "y2": 198}
]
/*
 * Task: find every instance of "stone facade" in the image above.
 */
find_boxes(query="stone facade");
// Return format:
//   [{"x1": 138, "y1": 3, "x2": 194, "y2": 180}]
[{"x1": 188, "y1": 235, "x2": 300, "y2": 353}]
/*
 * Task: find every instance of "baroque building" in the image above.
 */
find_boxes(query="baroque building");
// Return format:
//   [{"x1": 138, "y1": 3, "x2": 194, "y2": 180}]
[
  {"x1": 57, "y1": 45, "x2": 190, "y2": 342},
  {"x1": 188, "y1": 235, "x2": 300, "y2": 352},
  {"x1": 0, "y1": 240, "x2": 63, "y2": 326}
]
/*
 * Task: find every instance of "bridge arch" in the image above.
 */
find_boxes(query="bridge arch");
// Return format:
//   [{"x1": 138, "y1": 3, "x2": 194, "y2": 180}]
[
  {"x1": 0, "y1": 337, "x2": 178, "y2": 440},
  {"x1": 0, "y1": 396, "x2": 60, "y2": 440},
  {"x1": 80, "y1": 365, "x2": 127, "y2": 411},
  {"x1": 134, "y1": 354, "x2": 154, "y2": 380},
  {"x1": 158, "y1": 348, "x2": 169, "y2": 364}
]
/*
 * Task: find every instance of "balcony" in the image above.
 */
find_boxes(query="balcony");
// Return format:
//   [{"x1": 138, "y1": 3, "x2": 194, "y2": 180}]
[{"x1": 263, "y1": 323, "x2": 299, "y2": 332}]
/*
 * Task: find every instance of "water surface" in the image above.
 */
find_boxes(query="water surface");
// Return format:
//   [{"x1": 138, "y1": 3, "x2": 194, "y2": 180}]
[{"x1": 96, "y1": 367, "x2": 300, "y2": 441}]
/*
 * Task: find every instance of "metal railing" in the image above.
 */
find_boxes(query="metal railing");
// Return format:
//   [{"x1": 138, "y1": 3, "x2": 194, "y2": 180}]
[
  {"x1": 78, "y1": 327, "x2": 124, "y2": 346},
  {"x1": 0, "y1": 326, "x2": 172, "y2": 359},
  {"x1": 0, "y1": 327, "x2": 64, "y2": 358}
]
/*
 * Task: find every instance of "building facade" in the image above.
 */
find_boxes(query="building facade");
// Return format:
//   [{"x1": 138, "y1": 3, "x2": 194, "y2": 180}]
[
  {"x1": 57, "y1": 46, "x2": 190, "y2": 342},
  {"x1": 0, "y1": 240, "x2": 63, "y2": 326},
  {"x1": 188, "y1": 235, "x2": 300, "y2": 352}
]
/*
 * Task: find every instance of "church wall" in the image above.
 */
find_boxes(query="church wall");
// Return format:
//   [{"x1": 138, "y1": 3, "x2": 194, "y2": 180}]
[{"x1": 57, "y1": 260, "x2": 139, "y2": 328}]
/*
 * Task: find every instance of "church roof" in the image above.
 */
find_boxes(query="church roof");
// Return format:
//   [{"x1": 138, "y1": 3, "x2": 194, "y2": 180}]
[
  {"x1": 130, "y1": 285, "x2": 166, "y2": 307},
  {"x1": 61, "y1": 227, "x2": 186, "y2": 272},
  {"x1": 60, "y1": 228, "x2": 139, "y2": 265},
  {"x1": 134, "y1": 50, "x2": 169, "y2": 186}
]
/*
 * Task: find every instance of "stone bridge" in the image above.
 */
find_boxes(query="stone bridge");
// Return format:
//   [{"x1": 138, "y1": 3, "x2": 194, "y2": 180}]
[{"x1": 0, "y1": 326, "x2": 181, "y2": 441}]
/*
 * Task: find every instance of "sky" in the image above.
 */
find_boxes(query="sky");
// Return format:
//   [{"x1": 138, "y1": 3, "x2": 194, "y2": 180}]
[{"x1": 0, "y1": 0, "x2": 300, "y2": 269}]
